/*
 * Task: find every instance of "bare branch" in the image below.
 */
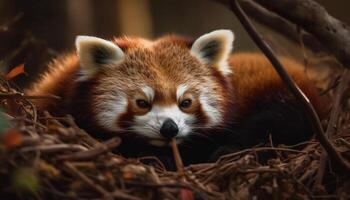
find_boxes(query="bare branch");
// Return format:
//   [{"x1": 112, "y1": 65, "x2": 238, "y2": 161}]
[
  {"x1": 240, "y1": 0, "x2": 326, "y2": 52},
  {"x1": 57, "y1": 137, "x2": 121, "y2": 161},
  {"x1": 253, "y1": 0, "x2": 350, "y2": 68}
]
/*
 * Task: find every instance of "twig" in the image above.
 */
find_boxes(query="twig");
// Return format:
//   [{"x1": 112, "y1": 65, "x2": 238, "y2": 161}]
[
  {"x1": 272, "y1": 176, "x2": 279, "y2": 200},
  {"x1": 124, "y1": 181, "x2": 193, "y2": 190},
  {"x1": 218, "y1": 147, "x2": 307, "y2": 163},
  {"x1": 0, "y1": 13, "x2": 23, "y2": 32},
  {"x1": 297, "y1": 26, "x2": 309, "y2": 72},
  {"x1": 63, "y1": 162, "x2": 112, "y2": 200},
  {"x1": 338, "y1": 138, "x2": 350, "y2": 149},
  {"x1": 170, "y1": 139, "x2": 185, "y2": 178},
  {"x1": 324, "y1": 70, "x2": 350, "y2": 138},
  {"x1": 203, "y1": 155, "x2": 254, "y2": 184},
  {"x1": 314, "y1": 69, "x2": 350, "y2": 188},
  {"x1": 64, "y1": 115, "x2": 101, "y2": 147},
  {"x1": 10, "y1": 116, "x2": 47, "y2": 130},
  {"x1": 137, "y1": 156, "x2": 166, "y2": 171},
  {"x1": 319, "y1": 75, "x2": 340, "y2": 96},
  {"x1": 0, "y1": 92, "x2": 61, "y2": 100},
  {"x1": 110, "y1": 190, "x2": 142, "y2": 200},
  {"x1": 229, "y1": 0, "x2": 350, "y2": 172},
  {"x1": 188, "y1": 146, "x2": 307, "y2": 175},
  {"x1": 238, "y1": 168, "x2": 279, "y2": 173},
  {"x1": 21, "y1": 144, "x2": 88, "y2": 153},
  {"x1": 57, "y1": 137, "x2": 121, "y2": 161}
]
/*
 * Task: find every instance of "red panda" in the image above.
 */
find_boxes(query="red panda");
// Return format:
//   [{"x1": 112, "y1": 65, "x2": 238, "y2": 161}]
[{"x1": 27, "y1": 30, "x2": 327, "y2": 165}]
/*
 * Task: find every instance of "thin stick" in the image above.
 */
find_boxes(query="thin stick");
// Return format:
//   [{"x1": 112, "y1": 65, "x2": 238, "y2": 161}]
[
  {"x1": 21, "y1": 144, "x2": 88, "y2": 153},
  {"x1": 0, "y1": 13, "x2": 24, "y2": 32},
  {"x1": 57, "y1": 137, "x2": 121, "y2": 161},
  {"x1": 229, "y1": 0, "x2": 350, "y2": 172},
  {"x1": 218, "y1": 146, "x2": 307, "y2": 163},
  {"x1": 0, "y1": 92, "x2": 61, "y2": 100},
  {"x1": 63, "y1": 162, "x2": 111, "y2": 199},
  {"x1": 110, "y1": 190, "x2": 142, "y2": 200},
  {"x1": 170, "y1": 139, "x2": 185, "y2": 178},
  {"x1": 314, "y1": 69, "x2": 350, "y2": 188}
]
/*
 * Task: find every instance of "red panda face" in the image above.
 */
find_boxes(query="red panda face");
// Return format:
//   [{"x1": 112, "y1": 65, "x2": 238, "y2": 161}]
[{"x1": 75, "y1": 30, "x2": 234, "y2": 144}]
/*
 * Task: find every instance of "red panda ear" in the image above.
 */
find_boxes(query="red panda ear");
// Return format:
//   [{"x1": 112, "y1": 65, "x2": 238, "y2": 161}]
[
  {"x1": 191, "y1": 30, "x2": 234, "y2": 75},
  {"x1": 75, "y1": 36, "x2": 124, "y2": 80}
]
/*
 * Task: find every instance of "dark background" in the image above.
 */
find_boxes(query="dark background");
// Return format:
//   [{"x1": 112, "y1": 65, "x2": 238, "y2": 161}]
[{"x1": 0, "y1": 0, "x2": 348, "y2": 87}]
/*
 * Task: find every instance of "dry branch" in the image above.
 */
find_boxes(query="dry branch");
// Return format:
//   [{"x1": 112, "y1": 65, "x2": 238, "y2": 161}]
[
  {"x1": 216, "y1": 0, "x2": 325, "y2": 52},
  {"x1": 57, "y1": 137, "x2": 121, "y2": 161},
  {"x1": 253, "y1": 0, "x2": 350, "y2": 68},
  {"x1": 0, "y1": 92, "x2": 60, "y2": 100},
  {"x1": 214, "y1": 0, "x2": 350, "y2": 67}
]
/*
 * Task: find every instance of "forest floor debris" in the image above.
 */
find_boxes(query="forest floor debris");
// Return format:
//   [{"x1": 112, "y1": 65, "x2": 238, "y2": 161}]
[{"x1": 0, "y1": 70, "x2": 349, "y2": 200}]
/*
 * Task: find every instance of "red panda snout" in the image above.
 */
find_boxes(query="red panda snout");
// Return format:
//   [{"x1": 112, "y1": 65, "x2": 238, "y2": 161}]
[{"x1": 132, "y1": 104, "x2": 195, "y2": 140}]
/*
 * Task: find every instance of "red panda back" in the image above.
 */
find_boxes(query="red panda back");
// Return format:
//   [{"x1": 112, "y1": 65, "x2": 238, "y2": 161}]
[
  {"x1": 228, "y1": 53, "x2": 326, "y2": 120},
  {"x1": 221, "y1": 53, "x2": 328, "y2": 147}
]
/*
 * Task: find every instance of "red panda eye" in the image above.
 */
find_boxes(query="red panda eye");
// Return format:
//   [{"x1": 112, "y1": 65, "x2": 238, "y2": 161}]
[
  {"x1": 179, "y1": 99, "x2": 192, "y2": 109},
  {"x1": 136, "y1": 99, "x2": 150, "y2": 109}
]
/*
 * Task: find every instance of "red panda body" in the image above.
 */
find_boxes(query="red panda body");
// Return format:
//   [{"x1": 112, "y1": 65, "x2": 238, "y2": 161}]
[{"x1": 28, "y1": 30, "x2": 326, "y2": 165}]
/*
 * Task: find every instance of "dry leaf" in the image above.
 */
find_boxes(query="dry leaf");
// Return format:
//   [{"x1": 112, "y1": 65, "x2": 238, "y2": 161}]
[
  {"x1": 12, "y1": 167, "x2": 39, "y2": 195},
  {"x1": 180, "y1": 189, "x2": 194, "y2": 200},
  {"x1": 37, "y1": 160, "x2": 60, "y2": 177},
  {"x1": 5, "y1": 63, "x2": 25, "y2": 80},
  {"x1": 2, "y1": 129, "x2": 22, "y2": 149}
]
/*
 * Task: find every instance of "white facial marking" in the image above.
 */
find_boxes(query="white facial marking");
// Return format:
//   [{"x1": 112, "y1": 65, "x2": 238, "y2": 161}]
[
  {"x1": 176, "y1": 84, "x2": 188, "y2": 100},
  {"x1": 199, "y1": 94, "x2": 222, "y2": 126},
  {"x1": 133, "y1": 105, "x2": 195, "y2": 139},
  {"x1": 95, "y1": 93, "x2": 128, "y2": 132},
  {"x1": 141, "y1": 86, "x2": 155, "y2": 101}
]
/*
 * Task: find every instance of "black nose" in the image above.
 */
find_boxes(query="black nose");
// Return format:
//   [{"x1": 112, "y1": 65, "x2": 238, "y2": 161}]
[{"x1": 160, "y1": 118, "x2": 179, "y2": 139}]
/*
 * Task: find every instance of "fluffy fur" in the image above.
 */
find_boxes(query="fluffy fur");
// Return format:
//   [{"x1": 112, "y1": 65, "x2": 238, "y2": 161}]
[{"x1": 27, "y1": 30, "x2": 327, "y2": 165}]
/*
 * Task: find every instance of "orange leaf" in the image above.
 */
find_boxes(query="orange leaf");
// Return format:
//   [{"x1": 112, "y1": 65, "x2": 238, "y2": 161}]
[
  {"x1": 180, "y1": 189, "x2": 194, "y2": 200},
  {"x1": 2, "y1": 129, "x2": 22, "y2": 149},
  {"x1": 122, "y1": 171, "x2": 135, "y2": 180},
  {"x1": 5, "y1": 63, "x2": 25, "y2": 80}
]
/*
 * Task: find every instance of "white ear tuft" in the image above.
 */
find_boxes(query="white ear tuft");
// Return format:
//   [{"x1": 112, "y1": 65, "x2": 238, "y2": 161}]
[
  {"x1": 75, "y1": 36, "x2": 124, "y2": 80},
  {"x1": 191, "y1": 30, "x2": 234, "y2": 75}
]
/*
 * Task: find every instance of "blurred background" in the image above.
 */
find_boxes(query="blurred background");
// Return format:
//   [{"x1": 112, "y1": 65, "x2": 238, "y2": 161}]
[{"x1": 0, "y1": 0, "x2": 348, "y2": 88}]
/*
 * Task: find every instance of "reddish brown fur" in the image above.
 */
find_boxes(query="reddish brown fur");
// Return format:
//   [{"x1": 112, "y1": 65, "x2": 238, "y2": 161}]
[
  {"x1": 228, "y1": 53, "x2": 326, "y2": 121},
  {"x1": 27, "y1": 36, "x2": 327, "y2": 141},
  {"x1": 28, "y1": 54, "x2": 80, "y2": 114}
]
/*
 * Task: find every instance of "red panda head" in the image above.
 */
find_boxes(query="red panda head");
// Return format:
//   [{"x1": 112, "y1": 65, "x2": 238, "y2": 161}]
[{"x1": 75, "y1": 30, "x2": 234, "y2": 144}]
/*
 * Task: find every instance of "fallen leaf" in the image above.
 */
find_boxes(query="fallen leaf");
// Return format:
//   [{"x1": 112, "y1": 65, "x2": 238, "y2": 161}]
[
  {"x1": 5, "y1": 63, "x2": 25, "y2": 80},
  {"x1": 12, "y1": 167, "x2": 40, "y2": 195},
  {"x1": 2, "y1": 129, "x2": 22, "y2": 149},
  {"x1": 122, "y1": 171, "x2": 135, "y2": 180},
  {"x1": 180, "y1": 189, "x2": 194, "y2": 200}
]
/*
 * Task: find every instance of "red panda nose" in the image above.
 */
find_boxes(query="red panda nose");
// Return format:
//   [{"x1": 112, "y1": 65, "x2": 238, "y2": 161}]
[{"x1": 160, "y1": 118, "x2": 179, "y2": 139}]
